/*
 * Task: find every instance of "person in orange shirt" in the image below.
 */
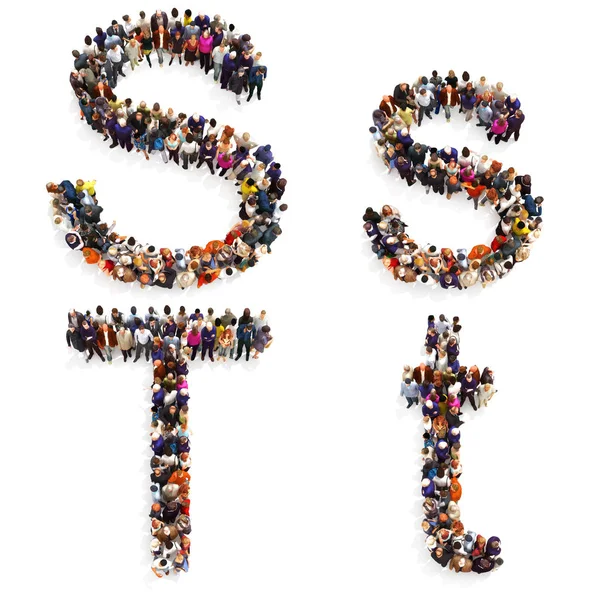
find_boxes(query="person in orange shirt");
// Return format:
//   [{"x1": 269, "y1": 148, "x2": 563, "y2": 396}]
[
  {"x1": 468, "y1": 245, "x2": 491, "y2": 261},
  {"x1": 82, "y1": 247, "x2": 101, "y2": 264},
  {"x1": 449, "y1": 477, "x2": 462, "y2": 502},
  {"x1": 168, "y1": 469, "x2": 191, "y2": 487}
]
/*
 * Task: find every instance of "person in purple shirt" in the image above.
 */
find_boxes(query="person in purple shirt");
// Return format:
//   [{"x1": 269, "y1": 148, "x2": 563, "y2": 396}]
[
  {"x1": 80, "y1": 320, "x2": 105, "y2": 362},
  {"x1": 220, "y1": 52, "x2": 237, "y2": 89},
  {"x1": 115, "y1": 118, "x2": 133, "y2": 151},
  {"x1": 197, "y1": 141, "x2": 217, "y2": 173},
  {"x1": 460, "y1": 373, "x2": 479, "y2": 410},
  {"x1": 447, "y1": 355, "x2": 460, "y2": 374},
  {"x1": 504, "y1": 110, "x2": 525, "y2": 142},
  {"x1": 439, "y1": 146, "x2": 458, "y2": 164},
  {"x1": 201, "y1": 323, "x2": 217, "y2": 361},
  {"x1": 253, "y1": 144, "x2": 273, "y2": 164},
  {"x1": 266, "y1": 162, "x2": 281, "y2": 182},
  {"x1": 504, "y1": 96, "x2": 521, "y2": 114},
  {"x1": 439, "y1": 272, "x2": 462, "y2": 290}
]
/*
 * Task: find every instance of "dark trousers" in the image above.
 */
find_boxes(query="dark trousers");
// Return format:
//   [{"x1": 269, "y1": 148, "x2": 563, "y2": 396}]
[
  {"x1": 182, "y1": 152, "x2": 197, "y2": 169},
  {"x1": 418, "y1": 105, "x2": 432, "y2": 125},
  {"x1": 504, "y1": 127, "x2": 520, "y2": 142},
  {"x1": 219, "y1": 167, "x2": 230, "y2": 177},
  {"x1": 406, "y1": 396, "x2": 418, "y2": 408},
  {"x1": 247, "y1": 81, "x2": 263, "y2": 100},
  {"x1": 168, "y1": 148, "x2": 180, "y2": 164},
  {"x1": 199, "y1": 52, "x2": 211, "y2": 73},
  {"x1": 135, "y1": 340, "x2": 152, "y2": 360},
  {"x1": 196, "y1": 156, "x2": 215, "y2": 173},
  {"x1": 189, "y1": 344, "x2": 200, "y2": 361},
  {"x1": 201, "y1": 344, "x2": 214, "y2": 360},
  {"x1": 431, "y1": 183, "x2": 444, "y2": 195},
  {"x1": 112, "y1": 60, "x2": 126, "y2": 78},
  {"x1": 236, "y1": 339, "x2": 251, "y2": 360},
  {"x1": 461, "y1": 390, "x2": 476, "y2": 410},
  {"x1": 118, "y1": 138, "x2": 133, "y2": 152},
  {"x1": 85, "y1": 340, "x2": 104, "y2": 360},
  {"x1": 121, "y1": 348, "x2": 132, "y2": 361},
  {"x1": 487, "y1": 131, "x2": 504, "y2": 145}
]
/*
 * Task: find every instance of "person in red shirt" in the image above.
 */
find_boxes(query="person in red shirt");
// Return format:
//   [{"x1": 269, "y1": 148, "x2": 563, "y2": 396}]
[{"x1": 462, "y1": 180, "x2": 487, "y2": 210}]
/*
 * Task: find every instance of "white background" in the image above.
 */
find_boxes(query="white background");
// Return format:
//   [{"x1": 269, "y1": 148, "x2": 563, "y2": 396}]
[{"x1": 2, "y1": 1, "x2": 597, "y2": 597}]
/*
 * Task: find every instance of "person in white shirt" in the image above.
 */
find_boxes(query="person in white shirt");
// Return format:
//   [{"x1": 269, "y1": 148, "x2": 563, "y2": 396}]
[
  {"x1": 133, "y1": 324, "x2": 153, "y2": 362},
  {"x1": 107, "y1": 44, "x2": 126, "y2": 79},
  {"x1": 475, "y1": 76, "x2": 490, "y2": 96},
  {"x1": 180, "y1": 133, "x2": 199, "y2": 169},
  {"x1": 416, "y1": 88, "x2": 434, "y2": 127},
  {"x1": 477, "y1": 383, "x2": 497, "y2": 408},
  {"x1": 123, "y1": 15, "x2": 136, "y2": 37},
  {"x1": 212, "y1": 42, "x2": 226, "y2": 82},
  {"x1": 254, "y1": 310, "x2": 269, "y2": 331},
  {"x1": 137, "y1": 11, "x2": 151, "y2": 31}
]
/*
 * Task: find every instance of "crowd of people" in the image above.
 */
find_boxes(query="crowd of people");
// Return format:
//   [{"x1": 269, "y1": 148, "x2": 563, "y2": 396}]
[
  {"x1": 400, "y1": 315, "x2": 502, "y2": 573},
  {"x1": 71, "y1": 9, "x2": 267, "y2": 103},
  {"x1": 48, "y1": 176, "x2": 286, "y2": 288},
  {"x1": 62, "y1": 11, "x2": 285, "y2": 289},
  {"x1": 366, "y1": 71, "x2": 541, "y2": 289},
  {"x1": 66, "y1": 305, "x2": 273, "y2": 576}
]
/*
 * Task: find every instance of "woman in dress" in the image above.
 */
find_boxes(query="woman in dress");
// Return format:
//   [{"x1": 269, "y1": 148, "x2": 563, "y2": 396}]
[
  {"x1": 169, "y1": 30, "x2": 184, "y2": 65},
  {"x1": 183, "y1": 34, "x2": 199, "y2": 66}
]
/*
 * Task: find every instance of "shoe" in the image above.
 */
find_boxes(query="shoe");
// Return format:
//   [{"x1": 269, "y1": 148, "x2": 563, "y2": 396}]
[
  {"x1": 235, "y1": 356, "x2": 240, "y2": 361},
  {"x1": 146, "y1": 356, "x2": 150, "y2": 362},
  {"x1": 237, "y1": 101, "x2": 241, "y2": 105},
  {"x1": 86, "y1": 357, "x2": 90, "y2": 363},
  {"x1": 247, "y1": 97, "x2": 251, "y2": 102},
  {"x1": 169, "y1": 59, "x2": 173, "y2": 66},
  {"x1": 427, "y1": 113, "x2": 432, "y2": 119},
  {"x1": 109, "y1": 142, "x2": 118, "y2": 148},
  {"x1": 446, "y1": 118, "x2": 450, "y2": 122},
  {"x1": 179, "y1": 58, "x2": 182, "y2": 65},
  {"x1": 160, "y1": 63, "x2": 163, "y2": 68},
  {"x1": 210, "y1": 357, "x2": 214, "y2": 362},
  {"x1": 124, "y1": 357, "x2": 127, "y2": 362},
  {"x1": 108, "y1": 360, "x2": 112, "y2": 364},
  {"x1": 426, "y1": 188, "x2": 430, "y2": 194},
  {"x1": 101, "y1": 357, "x2": 106, "y2": 362},
  {"x1": 103, "y1": 135, "x2": 109, "y2": 141},
  {"x1": 257, "y1": 95, "x2": 261, "y2": 101},
  {"x1": 133, "y1": 358, "x2": 139, "y2": 363}
]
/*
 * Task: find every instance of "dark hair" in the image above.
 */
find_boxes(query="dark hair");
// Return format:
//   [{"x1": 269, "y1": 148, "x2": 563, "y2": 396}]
[{"x1": 171, "y1": 8, "x2": 179, "y2": 17}]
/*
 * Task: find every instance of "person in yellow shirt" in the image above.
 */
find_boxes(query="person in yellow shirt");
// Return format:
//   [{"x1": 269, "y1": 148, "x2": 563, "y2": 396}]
[
  {"x1": 512, "y1": 219, "x2": 531, "y2": 237},
  {"x1": 239, "y1": 177, "x2": 258, "y2": 200},
  {"x1": 213, "y1": 318, "x2": 225, "y2": 350},
  {"x1": 183, "y1": 9, "x2": 194, "y2": 26},
  {"x1": 75, "y1": 179, "x2": 97, "y2": 197},
  {"x1": 108, "y1": 95, "x2": 124, "y2": 112}
]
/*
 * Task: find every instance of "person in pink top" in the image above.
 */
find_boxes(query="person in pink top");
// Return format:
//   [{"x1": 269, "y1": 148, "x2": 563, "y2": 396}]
[
  {"x1": 217, "y1": 152, "x2": 234, "y2": 177},
  {"x1": 186, "y1": 325, "x2": 202, "y2": 361},
  {"x1": 487, "y1": 117, "x2": 508, "y2": 145},
  {"x1": 459, "y1": 166, "x2": 475, "y2": 184},
  {"x1": 198, "y1": 30, "x2": 214, "y2": 74}
]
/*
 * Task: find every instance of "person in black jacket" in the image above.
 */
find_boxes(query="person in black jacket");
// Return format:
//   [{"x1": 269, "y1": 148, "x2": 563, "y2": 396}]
[
  {"x1": 427, "y1": 168, "x2": 445, "y2": 195},
  {"x1": 66, "y1": 326, "x2": 85, "y2": 353},
  {"x1": 80, "y1": 321, "x2": 105, "y2": 363},
  {"x1": 227, "y1": 68, "x2": 248, "y2": 105}
]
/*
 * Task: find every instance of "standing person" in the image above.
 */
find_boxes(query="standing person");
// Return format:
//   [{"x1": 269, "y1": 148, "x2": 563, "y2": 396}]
[
  {"x1": 212, "y1": 42, "x2": 226, "y2": 82},
  {"x1": 196, "y1": 141, "x2": 216, "y2": 173},
  {"x1": 124, "y1": 37, "x2": 141, "y2": 70},
  {"x1": 141, "y1": 29, "x2": 154, "y2": 67},
  {"x1": 476, "y1": 101, "x2": 493, "y2": 128},
  {"x1": 107, "y1": 44, "x2": 126, "y2": 82},
  {"x1": 187, "y1": 324, "x2": 201, "y2": 361},
  {"x1": 198, "y1": 29, "x2": 214, "y2": 74},
  {"x1": 487, "y1": 117, "x2": 508, "y2": 145},
  {"x1": 504, "y1": 110, "x2": 525, "y2": 142},
  {"x1": 235, "y1": 321, "x2": 255, "y2": 361},
  {"x1": 134, "y1": 324, "x2": 153, "y2": 362},
  {"x1": 201, "y1": 322, "x2": 216, "y2": 361},
  {"x1": 217, "y1": 328, "x2": 233, "y2": 362},
  {"x1": 228, "y1": 68, "x2": 248, "y2": 105},
  {"x1": 66, "y1": 325, "x2": 86, "y2": 354},
  {"x1": 439, "y1": 85, "x2": 460, "y2": 122},
  {"x1": 80, "y1": 321, "x2": 105, "y2": 363},
  {"x1": 180, "y1": 133, "x2": 199, "y2": 170},
  {"x1": 152, "y1": 25, "x2": 171, "y2": 68},
  {"x1": 251, "y1": 326, "x2": 272, "y2": 359},
  {"x1": 247, "y1": 66, "x2": 267, "y2": 101},
  {"x1": 96, "y1": 322, "x2": 118, "y2": 364},
  {"x1": 169, "y1": 30, "x2": 184, "y2": 65},
  {"x1": 117, "y1": 326, "x2": 134, "y2": 362},
  {"x1": 416, "y1": 87, "x2": 434, "y2": 125},
  {"x1": 183, "y1": 34, "x2": 199, "y2": 66},
  {"x1": 401, "y1": 378, "x2": 420, "y2": 408}
]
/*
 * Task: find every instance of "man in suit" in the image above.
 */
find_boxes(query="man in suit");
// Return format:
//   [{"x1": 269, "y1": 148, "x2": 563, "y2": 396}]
[
  {"x1": 152, "y1": 25, "x2": 171, "y2": 67},
  {"x1": 107, "y1": 20, "x2": 126, "y2": 39},
  {"x1": 412, "y1": 363, "x2": 434, "y2": 385}
]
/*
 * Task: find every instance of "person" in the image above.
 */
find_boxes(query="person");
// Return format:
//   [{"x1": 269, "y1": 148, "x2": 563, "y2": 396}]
[
  {"x1": 80, "y1": 320, "x2": 105, "y2": 363},
  {"x1": 410, "y1": 317, "x2": 502, "y2": 573},
  {"x1": 96, "y1": 322, "x2": 118, "y2": 364},
  {"x1": 401, "y1": 378, "x2": 420, "y2": 408},
  {"x1": 153, "y1": 25, "x2": 171, "y2": 67},
  {"x1": 247, "y1": 66, "x2": 267, "y2": 101},
  {"x1": 439, "y1": 85, "x2": 460, "y2": 122},
  {"x1": 134, "y1": 323, "x2": 153, "y2": 362},
  {"x1": 228, "y1": 67, "x2": 248, "y2": 105},
  {"x1": 117, "y1": 326, "x2": 134, "y2": 362},
  {"x1": 235, "y1": 321, "x2": 255, "y2": 361},
  {"x1": 200, "y1": 322, "x2": 216, "y2": 361}
]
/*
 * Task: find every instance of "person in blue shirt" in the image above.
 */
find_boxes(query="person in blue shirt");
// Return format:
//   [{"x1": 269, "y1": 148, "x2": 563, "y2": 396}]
[
  {"x1": 247, "y1": 65, "x2": 267, "y2": 101},
  {"x1": 253, "y1": 144, "x2": 273, "y2": 164},
  {"x1": 235, "y1": 322, "x2": 256, "y2": 361}
]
